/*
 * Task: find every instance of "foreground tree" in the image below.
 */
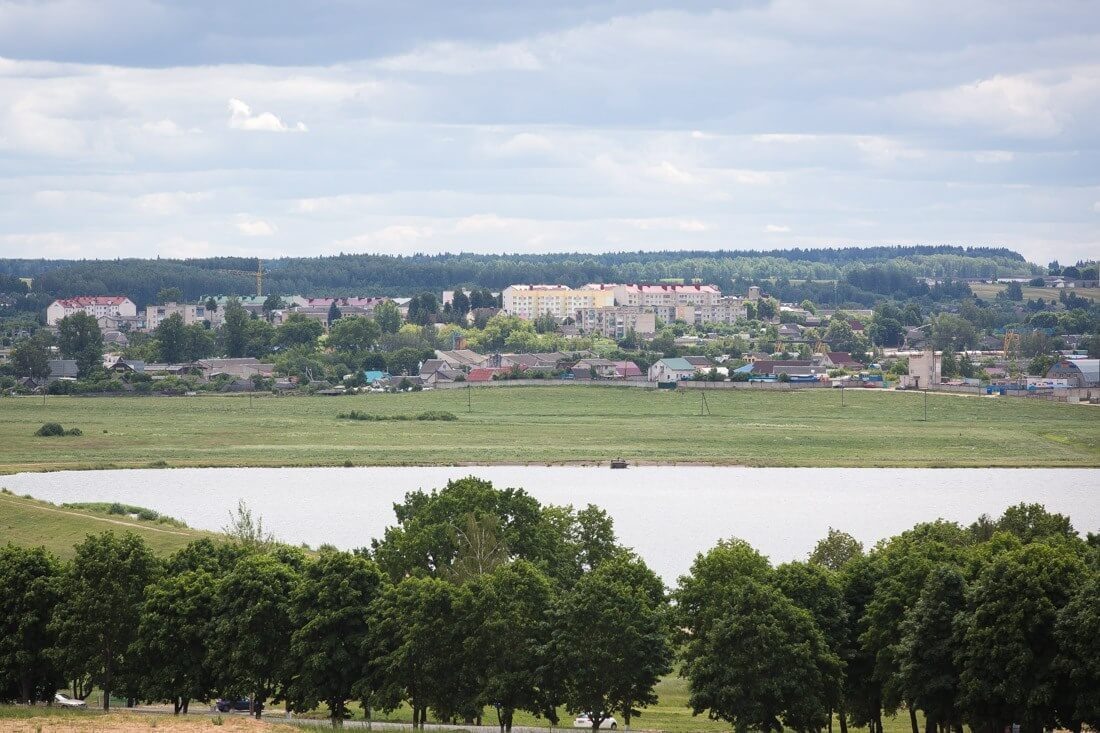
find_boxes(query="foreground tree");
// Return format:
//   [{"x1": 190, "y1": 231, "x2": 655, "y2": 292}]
[
  {"x1": 210, "y1": 553, "x2": 299, "y2": 717},
  {"x1": 288, "y1": 550, "x2": 384, "y2": 727},
  {"x1": 1054, "y1": 573, "x2": 1100, "y2": 730},
  {"x1": 10, "y1": 336, "x2": 51, "y2": 381},
  {"x1": 898, "y1": 566, "x2": 967, "y2": 733},
  {"x1": 51, "y1": 532, "x2": 160, "y2": 710},
  {"x1": 328, "y1": 316, "x2": 381, "y2": 357},
  {"x1": 552, "y1": 558, "x2": 671, "y2": 730},
  {"x1": 956, "y1": 539, "x2": 1086, "y2": 733},
  {"x1": 0, "y1": 545, "x2": 62, "y2": 704},
  {"x1": 682, "y1": 578, "x2": 841, "y2": 733},
  {"x1": 369, "y1": 576, "x2": 465, "y2": 728},
  {"x1": 464, "y1": 561, "x2": 556, "y2": 733},
  {"x1": 130, "y1": 570, "x2": 217, "y2": 713}
]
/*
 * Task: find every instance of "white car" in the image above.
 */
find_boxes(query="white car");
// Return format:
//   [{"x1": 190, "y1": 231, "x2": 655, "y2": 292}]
[
  {"x1": 54, "y1": 693, "x2": 87, "y2": 708},
  {"x1": 573, "y1": 714, "x2": 617, "y2": 729}
]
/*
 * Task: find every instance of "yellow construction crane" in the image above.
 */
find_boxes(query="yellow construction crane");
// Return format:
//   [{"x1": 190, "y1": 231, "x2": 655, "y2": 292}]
[{"x1": 217, "y1": 259, "x2": 264, "y2": 297}]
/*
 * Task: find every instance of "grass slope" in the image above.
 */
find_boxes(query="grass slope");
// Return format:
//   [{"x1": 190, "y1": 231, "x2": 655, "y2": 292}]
[
  {"x1": 0, "y1": 492, "x2": 210, "y2": 558},
  {"x1": 969, "y1": 282, "x2": 1098, "y2": 303},
  {"x1": 0, "y1": 387, "x2": 1096, "y2": 472}
]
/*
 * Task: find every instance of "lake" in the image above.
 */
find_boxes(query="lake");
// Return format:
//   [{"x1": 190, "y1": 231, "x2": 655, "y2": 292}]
[{"x1": 3, "y1": 466, "x2": 1097, "y2": 582}]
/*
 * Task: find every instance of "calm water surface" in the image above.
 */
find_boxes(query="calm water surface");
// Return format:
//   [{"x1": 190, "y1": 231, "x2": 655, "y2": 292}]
[{"x1": 3, "y1": 467, "x2": 1097, "y2": 582}]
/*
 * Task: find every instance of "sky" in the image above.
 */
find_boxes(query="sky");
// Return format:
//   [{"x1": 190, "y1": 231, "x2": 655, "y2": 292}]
[{"x1": 0, "y1": 0, "x2": 1098, "y2": 265}]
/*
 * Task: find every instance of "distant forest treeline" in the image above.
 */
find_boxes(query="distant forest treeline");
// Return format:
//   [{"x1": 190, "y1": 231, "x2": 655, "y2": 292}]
[{"x1": 0, "y1": 246, "x2": 1035, "y2": 306}]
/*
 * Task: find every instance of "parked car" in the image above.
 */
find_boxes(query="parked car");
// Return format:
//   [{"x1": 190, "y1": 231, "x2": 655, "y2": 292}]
[
  {"x1": 215, "y1": 698, "x2": 262, "y2": 713},
  {"x1": 573, "y1": 713, "x2": 617, "y2": 729},
  {"x1": 54, "y1": 693, "x2": 87, "y2": 708}
]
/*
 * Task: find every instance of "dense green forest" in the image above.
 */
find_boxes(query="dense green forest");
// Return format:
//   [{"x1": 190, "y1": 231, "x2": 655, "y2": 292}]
[{"x1": 0, "y1": 247, "x2": 1036, "y2": 307}]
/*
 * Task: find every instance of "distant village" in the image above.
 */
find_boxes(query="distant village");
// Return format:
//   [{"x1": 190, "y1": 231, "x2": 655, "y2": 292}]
[{"x1": 3, "y1": 275, "x2": 1094, "y2": 403}]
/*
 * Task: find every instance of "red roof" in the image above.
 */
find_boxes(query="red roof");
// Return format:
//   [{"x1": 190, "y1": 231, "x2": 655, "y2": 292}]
[
  {"x1": 614, "y1": 361, "x2": 643, "y2": 377},
  {"x1": 466, "y1": 367, "x2": 500, "y2": 382},
  {"x1": 54, "y1": 296, "x2": 131, "y2": 307},
  {"x1": 621, "y1": 283, "x2": 720, "y2": 294},
  {"x1": 828, "y1": 352, "x2": 863, "y2": 366},
  {"x1": 305, "y1": 297, "x2": 387, "y2": 307}
]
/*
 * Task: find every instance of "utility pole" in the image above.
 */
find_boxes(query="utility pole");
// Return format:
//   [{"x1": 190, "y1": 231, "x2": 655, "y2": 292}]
[
  {"x1": 841, "y1": 384, "x2": 845, "y2": 407},
  {"x1": 923, "y1": 389, "x2": 928, "y2": 421},
  {"x1": 467, "y1": 383, "x2": 472, "y2": 413}
]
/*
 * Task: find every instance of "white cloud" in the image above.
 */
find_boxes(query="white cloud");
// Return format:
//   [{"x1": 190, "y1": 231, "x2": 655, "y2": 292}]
[
  {"x1": 235, "y1": 215, "x2": 278, "y2": 236},
  {"x1": 486, "y1": 132, "x2": 554, "y2": 157},
  {"x1": 973, "y1": 150, "x2": 1015, "y2": 163},
  {"x1": 764, "y1": 224, "x2": 791, "y2": 233},
  {"x1": 1093, "y1": 202, "x2": 1100, "y2": 213},
  {"x1": 227, "y1": 98, "x2": 307, "y2": 132},
  {"x1": 292, "y1": 195, "x2": 379, "y2": 214},
  {"x1": 137, "y1": 191, "x2": 211, "y2": 216},
  {"x1": 376, "y1": 40, "x2": 542, "y2": 74}
]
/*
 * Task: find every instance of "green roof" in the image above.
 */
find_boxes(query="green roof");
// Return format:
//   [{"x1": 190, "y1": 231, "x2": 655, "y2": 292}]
[{"x1": 659, "y1": 358, "x2": 695, "y2": 370}]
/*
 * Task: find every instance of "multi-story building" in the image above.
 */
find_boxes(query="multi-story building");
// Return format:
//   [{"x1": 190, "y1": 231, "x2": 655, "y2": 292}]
[
  {"x1": 574, "y1": 306, "x2": 657, "y2": 339},
  {"x1": 502, "y1": 285, "x2": 614, "y2": 319},
  {"x1": 606, "y1": 283, "x2": 722, "y2": 308},
  {"x1": 145, "y1": 302, "x2": 217, "y2": 330},
  {"x1": 47, "y1": 296, "x2": 136, "y2": 326}
]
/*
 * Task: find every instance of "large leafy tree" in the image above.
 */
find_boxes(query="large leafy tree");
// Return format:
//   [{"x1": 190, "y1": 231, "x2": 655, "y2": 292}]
[
  {"x1": 130, "y1": 570, "x2": 217, "y2": 714},
  {"x1": 276, "y1": 313, "x2": 324, "y2": 350},
  {"x1": 371, "y1": 477, "x2": 568, "y2": 584},
  {"x1": 898, "y1": 566, "x2": 967, "y2": 733},
  {"x1": 373, "y1": 300, "x2": 402, "y2": 334},
  {"x1": 287, "y1": 550, "x2": 384, "y2": 727},
  {"x1": 154, "y1": 313, "x2": 188, "y2": 363},
  {"x1": 1054, "y1": 572, "x2": 1100, "y2": 730},
  {"x1": 809, "y1": 527, "x2": 864, "y2": 571},
  {"x1": 956, "y1": 539, "x2": 1086, "y2": 733},
  {"x1": 462, "y1": 561, "x2": 555, "y2": 733},
  {"x1": 50, "y1": 532, "x2": 161, "y2": 710},
  {"x1": 551, "y1": 558, "x2": 671, "y2": 730},
  {"x1": 10, "y1": 336, "x2": 51, "y2": 380},
  {"x1": 220, "y1": 298, "x2": 250, "y2": 357},
  {"x1": 327, "y1": 316, "x2": 381, "y2": 357},
  {"x1": 0, "y1": 545, "x2": 62, "y2": 704},
  {"x1": 682, "y1": 577, "x2": 841, "y2": 733},
  {"x1": 860, "y1": 522, "x2": 970, "y2": 731},
  {"x1": 209, "y1": 552, "x2": 300, "y2": 717},
  {"x1": 57, "y1": 312, "x2": 104, "y2": 377},
  {"x1": 369, "y1": 576, "x2": 466, "y2": 728},
  {"x1": 674, "y1": 538, "x2": 772, "y2": 639}
]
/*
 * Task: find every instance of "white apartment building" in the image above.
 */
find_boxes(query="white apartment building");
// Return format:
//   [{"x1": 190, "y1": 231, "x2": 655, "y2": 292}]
[
  {"x1": 145, "y1": 302, "x2": 219, "y2": 330},
  {"x1": 47, "y1": 296, "x2": 137, "y2": 326},
  {"x1": 502, "y1": 285, "x2": 614, "y2": 319}
]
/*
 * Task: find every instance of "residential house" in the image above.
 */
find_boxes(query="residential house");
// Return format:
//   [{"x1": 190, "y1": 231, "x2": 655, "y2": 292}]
[
  {"x1": 195, "y1": 358, "x2": 274, "y2": 379},
  {"x1": 750, "y1": 360, "x2": 827, "y2": 377},
  {"x1": 108, "y1": 359, "x2": 145, "y2": 374},
  {"x1": 47, "y1": 359, "x2": 79, "y2": 381},
  {"x1": 1047, "y1": 359, "x2": 1099, "y2": 387},
  {"x1": 363, "y1": 370, "x2": 392, "y2": 385},
  {"x1": 418, "y1": 360, "x2": 463, "y2": 386},
  {"x1": 648, "y1": 357, "x2": 697, "y2": 383},
  {"x1": 571, "y1": 358, "x2": 620, "y2": 380},
  {"x1": 467, "y1": 367, "x2": 502, "y2": 382},
  {"x1": 608, "y1": 283, "x2": 722, "y2": 308},
  {"x1": 823, "y1": 352, "x2": 864, "y2": 370},
  {"x1": 435, "y1": 349, "x2": 491, "y2": 370},
  {"x1": 613, "y1": 361, "x2": 644, "y2": 380},
  {"x1": 778, "y1": 323, "x2": 803, "y2": 340},
  {"x1": 682, "y1": 355, "x2": 713, "y2": 370},
  {"x1": 47, "y1": 296, "x2": 136, "y2": 326},
  {"x1": 103, "y1": 330, "x2": 129, "y2": 348}
]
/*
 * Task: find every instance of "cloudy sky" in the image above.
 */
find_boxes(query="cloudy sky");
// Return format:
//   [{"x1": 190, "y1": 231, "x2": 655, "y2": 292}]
[{"x1": 0, "y1": 0, "x2": 1098, "y2": 264}]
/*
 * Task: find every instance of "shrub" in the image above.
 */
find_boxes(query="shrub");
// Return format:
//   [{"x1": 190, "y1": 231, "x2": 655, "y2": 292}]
[
  {"x1": 64, "y1": 427, "x2": 82, "y2": 436},
  {"x1": 34, "y1": 422, "x2": 65, "y2": 437},
  {"x1": 416, "y1": 410, "x2": 458, "y2": 421}
]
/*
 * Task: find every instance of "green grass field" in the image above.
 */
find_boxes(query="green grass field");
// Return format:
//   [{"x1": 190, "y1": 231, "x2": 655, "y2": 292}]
[
  {"x1": 0, "y1": 492, "x2": 212, "y2": 558},
  {"x1": 969, "y1": 282, "x2": 1098, "y2": 303},
  {"x1": 0, "y1": 387, "x2": 1096, "y2": 472}
]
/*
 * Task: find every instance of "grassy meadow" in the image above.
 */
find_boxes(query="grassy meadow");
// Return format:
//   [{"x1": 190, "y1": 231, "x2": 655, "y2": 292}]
[
  {"x1": 0, "y1": 492, "x2": 212, "y2": 559},
  {"x1": 968, "y1": 282, "x2": 1098, "y2": 303},
  {"x1": 0, "y1": 387, "x2": 1096, "y2": 472}
]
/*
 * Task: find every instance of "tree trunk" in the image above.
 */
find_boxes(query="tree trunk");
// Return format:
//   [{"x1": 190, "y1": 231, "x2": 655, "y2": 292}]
[
  {"x1": 838, "y1": 705, "x2": 848, "y2": 733},
  {"x1": 925, "y1": 713, "x2": 936, "y2": 733},
  {"x1": 829, "y1": 711, "x2": 833, "y2": 733},
  {"x1": 182, "y1": 699, "x2": 189, "y2": 714},
  {"x1": 909, "y1": 707, "x2": 919, "y2": 733},
  {"x1": 174, "y1": 698, "x2": 182, "y2": 715}
]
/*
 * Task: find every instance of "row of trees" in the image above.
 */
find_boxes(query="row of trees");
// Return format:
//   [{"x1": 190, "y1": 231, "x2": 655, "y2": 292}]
[{"x1": 2, "y1": 481, "x2": 1097, "y2": 732}]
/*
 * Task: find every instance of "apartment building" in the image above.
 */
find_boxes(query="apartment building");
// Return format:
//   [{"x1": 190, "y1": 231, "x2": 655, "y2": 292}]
[
  {"x1": 606, "y1": 283, "x2": 722, "y2": 308},
  {"x1": 574, "y1": 306, "x2": 657, "y2": 339},
  {"x1": 145, "y1": 302, "x2": 218, "y2": 330},
  {"x1": 47, "y1": 296, "x2": 137, "y2": 326},
  {"x1": 502, "y1": 285, "x2": 614, "y2": 319}
]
